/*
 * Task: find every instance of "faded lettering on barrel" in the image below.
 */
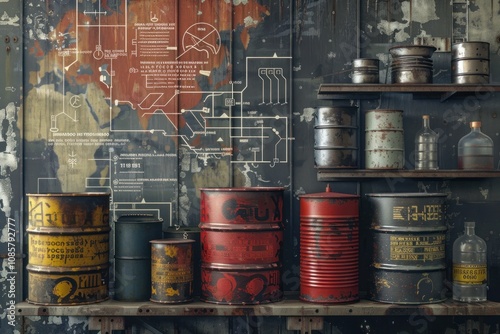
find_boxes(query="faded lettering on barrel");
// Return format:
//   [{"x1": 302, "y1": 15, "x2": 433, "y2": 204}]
[
  {"x1": 27, "y1": 266, "x2": 109, "y2": 305},
  {"x1": 200, "y1": 188, "x2": 284, "y2": 224}
]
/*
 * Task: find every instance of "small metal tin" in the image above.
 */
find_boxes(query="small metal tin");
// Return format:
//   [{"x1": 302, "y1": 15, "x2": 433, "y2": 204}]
[{"x1": 150, "y1": 239, "x2": 195, "y2": 304}]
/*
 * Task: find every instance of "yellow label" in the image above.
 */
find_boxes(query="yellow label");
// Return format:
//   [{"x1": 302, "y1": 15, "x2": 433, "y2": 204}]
[{"x1": 453, "y1": 264, "x2": 487, "y2": 284}]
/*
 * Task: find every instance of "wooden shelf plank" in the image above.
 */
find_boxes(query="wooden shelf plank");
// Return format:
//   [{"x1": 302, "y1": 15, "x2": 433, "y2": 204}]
[
  {"x1": 317, "y1": 169, "x2": 500, "y2": 181},
  {"x1": 16, "y1": 298, "x2": 500, "y2": 317},
  {"x1": 317, "y1": 83, "x2": 500, "y2": 100}
]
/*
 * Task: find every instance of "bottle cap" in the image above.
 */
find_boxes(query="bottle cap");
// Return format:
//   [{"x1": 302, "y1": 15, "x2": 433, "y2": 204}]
[
  {"x1": 465, "y1": 221, "x2": 475, "y2": 228},
  {"x1": 470, "y1": 121, "x2": 481, "y2": 128},
  {"x1": 422, "y1": 115, "x2": 430, "y2": 119}
]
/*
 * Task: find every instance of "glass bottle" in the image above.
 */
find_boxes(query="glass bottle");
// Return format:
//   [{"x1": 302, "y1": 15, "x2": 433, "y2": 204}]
[
  {"x1": 414, "y1": 115, "x2": 439, "y2": 170},
  {"x1": 458, "y1": 121, "x2": 494, "y2": 170},
  {"x1": 452, "y1": 221, "x2": 487, "y2": 302}
]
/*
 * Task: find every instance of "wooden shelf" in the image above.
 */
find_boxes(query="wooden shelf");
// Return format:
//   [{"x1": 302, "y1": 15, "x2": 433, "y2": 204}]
[
  {"x1": 317, "y1": 83, "x2": 500, "y2": 101},
  {"x1": 316, "y1": 169, "x2": 500, "y2": 181},
  {"x1": 16, "y1": 297, "x2": 500, "y2": 317}
]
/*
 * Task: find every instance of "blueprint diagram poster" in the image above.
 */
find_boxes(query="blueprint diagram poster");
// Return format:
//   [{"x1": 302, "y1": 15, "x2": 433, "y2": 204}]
[{"x1": 23, "y1": 0, "x2": 292, "y2": 226}]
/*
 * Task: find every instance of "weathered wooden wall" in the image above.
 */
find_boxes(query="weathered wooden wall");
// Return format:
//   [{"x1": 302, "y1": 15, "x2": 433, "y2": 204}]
[{"x1": 1, "y1": 0, "x2": 500, "y2": 332}]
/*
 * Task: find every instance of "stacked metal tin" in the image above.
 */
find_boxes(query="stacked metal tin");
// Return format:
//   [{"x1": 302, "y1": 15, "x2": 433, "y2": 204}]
[
  {"x1": 351, "y1": 58, "x2": 380, "y2": 84},
  {"x1": 452, "y1": 42, "x2": 490, "y2": 84},
  {"x1": 389, "y1": 45, "x2": 436, "y2": 84},
  {"x1": 314, "y1": 106, "x2": 359, "y2": 169}
]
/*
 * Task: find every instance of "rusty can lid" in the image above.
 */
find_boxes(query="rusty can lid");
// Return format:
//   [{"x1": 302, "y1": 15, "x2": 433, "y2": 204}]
[{"x1": 300, "y1": 184, "x2": 359, "y2": 199}]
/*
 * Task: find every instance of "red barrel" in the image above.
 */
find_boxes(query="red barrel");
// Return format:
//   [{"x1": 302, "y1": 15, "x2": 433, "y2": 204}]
[
  {"x1": 200, "y1": 187, "x2": 284, "y2": 304},
  {"x1": 299, "y1": 185, "x2": 359, "y2": 303}
]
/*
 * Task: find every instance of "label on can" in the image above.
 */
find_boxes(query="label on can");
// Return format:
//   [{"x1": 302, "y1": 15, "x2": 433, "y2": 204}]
[
  {"x1": 389, "y1": 235, "x2": 445, "y2": 261},
  {"x1": 28, "y1": 232, "x2": 110, "y2": 267},
  {"x1": 453, "y1": 264, "x2": 487, "y2": 284},
  {"x1": 392, "y1": 204, "x2": 443, "y2": 222}
]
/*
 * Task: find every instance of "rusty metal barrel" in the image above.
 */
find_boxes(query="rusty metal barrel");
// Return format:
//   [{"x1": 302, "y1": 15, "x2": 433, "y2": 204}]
[
  {"x1": 114, "y1": 214, "x2": 163, "y2": 301},
  {"x1": 150, "y1": 239, "x2": 195, "y2": 304},
  {"x1": 199, "y1": 187, "x2": 284, "y2": 304},
  {"x1": 365, "y1": 109, "x2": 404, "y2": 169},
  {"x1": 366, "y1": 192, "x2": 448, "y2": 304},
  {"x1": 299, "y1": 185, "x2": 360, "y2": 303},
  {"x1": 26, "y1": 192, "x2": 110, "y2": 305}
]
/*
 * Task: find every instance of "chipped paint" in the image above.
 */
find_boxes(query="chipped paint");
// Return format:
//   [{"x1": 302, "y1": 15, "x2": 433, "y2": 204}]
[
  {"x1": 300, "y1": 107, "x2": 316, "y2": 123},
  {"x1": 377, "y1": 0, "x2": 439, "y2": 42}
]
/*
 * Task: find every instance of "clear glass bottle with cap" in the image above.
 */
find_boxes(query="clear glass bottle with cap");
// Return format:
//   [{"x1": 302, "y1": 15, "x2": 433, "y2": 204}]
[
  {"x1": 458, "y1": 121, "x2": 494, "y2": 170},
  {"x1": 452, "y1": 221, "x2": 487, "y2": 302},
  {"x1": 415, "y1": 115, "x2": 439, "y2": 170}
]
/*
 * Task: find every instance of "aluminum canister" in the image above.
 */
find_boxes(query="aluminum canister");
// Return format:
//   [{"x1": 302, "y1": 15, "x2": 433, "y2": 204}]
[
  {"x1": 365, "y1": 109, "x2": 404, "y2": 169},
  {"x1": 366, "y1": 192, "x2": 448, "y2": 304},
  {"x1": 351, "y1": 58, "x2": 380, "y2": 84},
  {"x1": 114, "y1": 214, "x2": 163, "y2": 301},
  {"x1": 314, "y1": 106, "x2": 359, "y2": 168},
  {"x1": 150, "y1": 239, "x2": 195, "y2": 304},
  {"x1": 451, "y1": 41, "x2": 490, "y2": 84}
]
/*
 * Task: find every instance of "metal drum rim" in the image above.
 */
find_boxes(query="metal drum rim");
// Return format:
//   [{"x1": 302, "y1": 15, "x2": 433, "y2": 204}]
[
  {"x1": 200, "y1": 187, "x2": 285, "y2": 192},
  {"x1": 26, "y1": 263, "x2": 111, "y2": 272},
  {"x1": 26, "y1": 192, "x2": 111, "y2": 197},
  {"x1": 150, "y1": 238, "x2": 196, "y2": 244},
  {"x1": 366, "y1": 192, "x2": 447, "y2": 198}
]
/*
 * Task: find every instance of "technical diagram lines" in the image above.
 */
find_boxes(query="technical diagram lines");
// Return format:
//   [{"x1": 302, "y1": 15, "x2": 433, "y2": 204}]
[{"x1": 258, "y1": 68, "x2": 288, "y2": 105}]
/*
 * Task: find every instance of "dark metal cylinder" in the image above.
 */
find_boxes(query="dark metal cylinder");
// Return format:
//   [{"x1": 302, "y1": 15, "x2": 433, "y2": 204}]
[
  {"x1": 367, "y1": 192, "x2": 448, "y2": 304},
  {"x1": 26, "y1": 193, "x2": 111, "y2": 305},
  {"x1": 114, "y1": 214, "x2": 163, "y2": 301},
  {"x1": 164, "y1": 226, "x2": 201, "y2": 296},
  {"x1": 150, "y1": 239, "x2": 195, "y2": 304},
  {"x1": 299, "y1": 185, "x2": 360, "y2": 303},
  {"x1": 314, "y1": 106, "x2": 359, "y2": 169},
  {"x1": 200, "y1": 187, "x2": 284, "y2": 305}
]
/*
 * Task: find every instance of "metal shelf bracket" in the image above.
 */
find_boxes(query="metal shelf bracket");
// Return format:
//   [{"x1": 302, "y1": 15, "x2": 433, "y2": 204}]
[
  {"x1": 89, "y1": 316, "x2": 125, "y2": 333},
  {"x1": 286, "y1": 316, "x2": 324, "y2": 333}
]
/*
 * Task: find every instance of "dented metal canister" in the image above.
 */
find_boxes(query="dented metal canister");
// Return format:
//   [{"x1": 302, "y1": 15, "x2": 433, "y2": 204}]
[{"x1": 314, "y1": 106, "x2": 359, "y2": 168}]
